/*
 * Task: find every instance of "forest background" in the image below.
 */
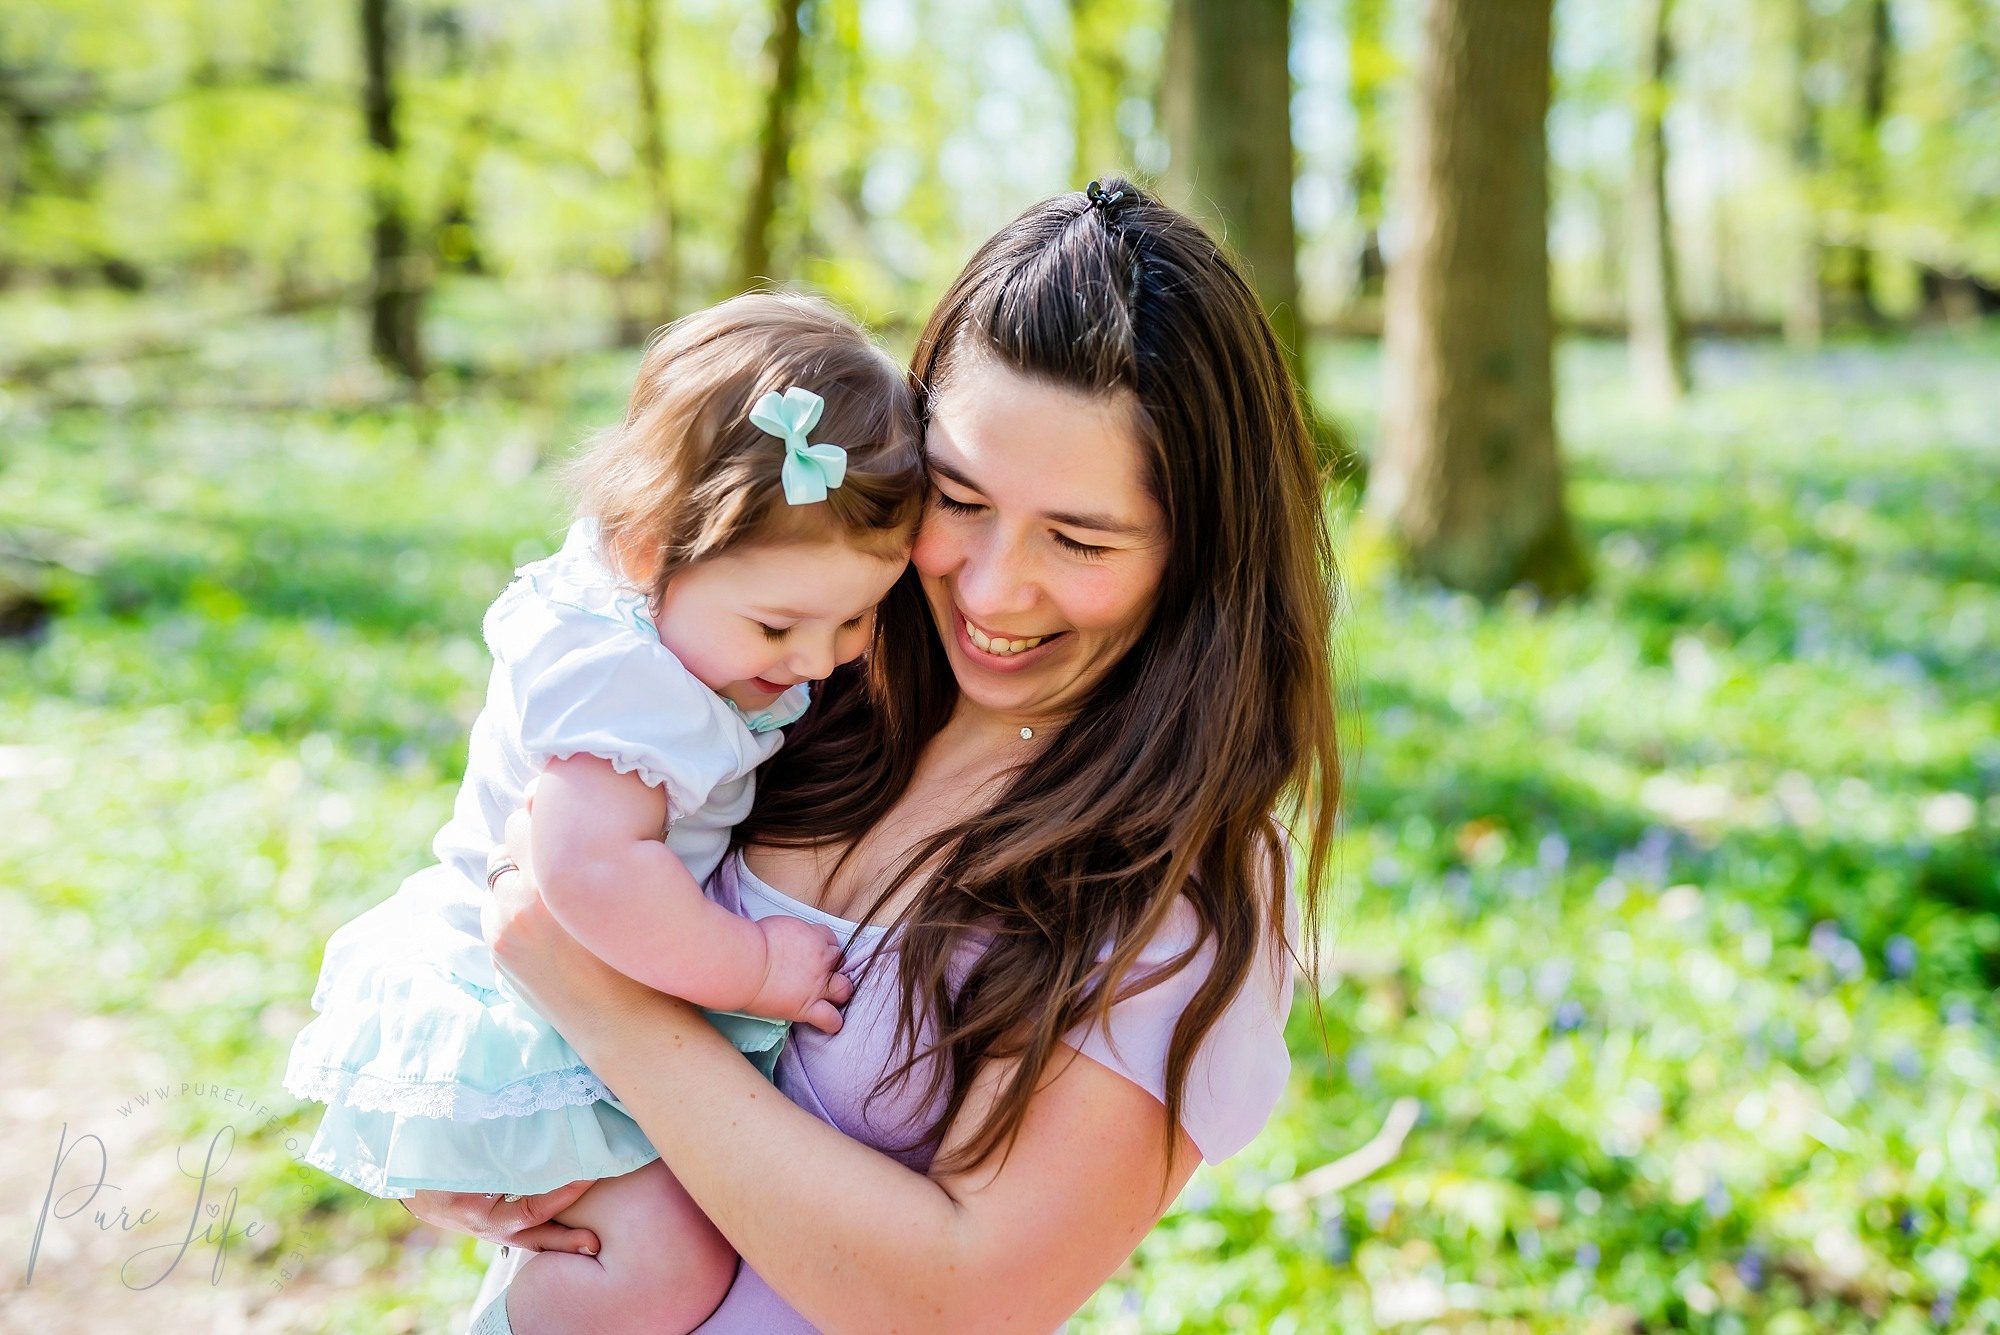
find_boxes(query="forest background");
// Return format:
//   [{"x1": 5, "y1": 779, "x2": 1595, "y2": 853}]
[{"x1": 1, "y1": 0, "x2": 1996, "y2": 1330}]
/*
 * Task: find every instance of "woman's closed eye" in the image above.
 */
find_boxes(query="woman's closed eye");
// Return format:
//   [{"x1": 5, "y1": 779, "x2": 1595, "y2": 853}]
[
  {"x1": 757, "y1": 622, "x2": 792, "y2": 640},
  {"x1": 1052, "y1": 531, "x2": 1110, "y2": 561},
  {"x1": 932, "y1": 490, "x2": 983, "y2": 516}
]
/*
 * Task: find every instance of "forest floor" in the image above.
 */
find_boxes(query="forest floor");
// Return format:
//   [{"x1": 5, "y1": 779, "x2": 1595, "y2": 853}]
[{"x1": 2, "y1": 310, "x2": 1995, "y2": 1332}]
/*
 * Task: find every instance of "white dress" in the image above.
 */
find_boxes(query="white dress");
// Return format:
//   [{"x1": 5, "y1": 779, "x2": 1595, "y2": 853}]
[{"x1": 282, "y1": 519, "x2": 809, "y2": 1198}]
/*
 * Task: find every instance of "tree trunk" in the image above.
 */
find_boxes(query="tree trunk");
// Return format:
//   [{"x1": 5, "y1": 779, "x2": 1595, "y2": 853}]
[
  {"x1": 1784, "y1": 0, "x2": 1825, "y2": 348},
  {"x1": 432, "y1": 7, "x2": 490, "y2": 278},
  {"x1": 1068, "y1": 0, "x2": 1129, "y2": 182},
  {"x1": 1347, "y1": 0, "x2": 1390, "y2": 301},
  {"x1": 1828, "y1": 0, "x2": 1889, "y2": 325},
  {"x1": 360, "y1": 0, "x2": 424, "y2": 381},
  {"x1": 1627, "y1": 0, "x2": 1690, "y2": 403},
  {"x1": 1371, "y1": 0, "x2": 1587, "y2": 599},
  {"x1": 1161, "y1": 0, "x2": 1305, "y2": 389},
  {"x1": 734, "y1": 0, "x2": 807, "y2": 291},
  {"x1": 631, "y1": 0, "x2": 675, "y2": 329}
]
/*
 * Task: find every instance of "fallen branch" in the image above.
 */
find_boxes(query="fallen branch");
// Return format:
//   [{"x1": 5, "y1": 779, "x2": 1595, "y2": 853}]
[{"x1": 1266, "y1": 1096, "x2": 1421, "y2": 1211}]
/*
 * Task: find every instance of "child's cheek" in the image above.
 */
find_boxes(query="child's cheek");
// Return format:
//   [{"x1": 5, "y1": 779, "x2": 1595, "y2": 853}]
[{"x1": 909, "y1": 521, "x2": 961, "y2": 578}]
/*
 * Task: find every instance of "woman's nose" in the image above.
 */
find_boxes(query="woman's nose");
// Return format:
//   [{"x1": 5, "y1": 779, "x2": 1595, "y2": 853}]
[{"x1": 953, "y1": 528, "x2": 1037, "y2": 619}]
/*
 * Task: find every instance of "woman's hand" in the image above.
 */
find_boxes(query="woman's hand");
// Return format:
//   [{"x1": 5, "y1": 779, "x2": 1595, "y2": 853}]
[
  {"x1": 402, "y1": 1180, "x2": 602, "y2": 1254},
  {"x1": 482, "y1": 805, "x2": 636, "y2": 1029}
]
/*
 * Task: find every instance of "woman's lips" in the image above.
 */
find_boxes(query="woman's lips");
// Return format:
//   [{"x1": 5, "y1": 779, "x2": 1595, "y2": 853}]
[
  {"x1": 953, "y1": 611, "x2": 1064, "y2": 672},
  {"x1": 749, "y1": 675, "x2": 790, "y2": 695}
]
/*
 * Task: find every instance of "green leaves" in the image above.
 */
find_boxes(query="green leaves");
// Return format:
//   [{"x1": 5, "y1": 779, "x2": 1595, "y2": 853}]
[{"x1": 3, "y1": 329, "x2": 1996, "y2": 1329}]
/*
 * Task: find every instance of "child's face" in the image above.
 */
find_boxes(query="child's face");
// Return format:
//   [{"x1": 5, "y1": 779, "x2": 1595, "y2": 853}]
[{"x1": 652, "y1": 538, "x2": 909, "y2": 713}]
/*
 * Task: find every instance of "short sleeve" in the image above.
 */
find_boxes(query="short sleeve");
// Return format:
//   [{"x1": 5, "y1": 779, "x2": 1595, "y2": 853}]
[
  {"x1": 1064, "y1": 875, "x2": 1299, "y2": 1165},
  {"x1": 482, "y1": 581, "x2": 755, "y2": 822}
]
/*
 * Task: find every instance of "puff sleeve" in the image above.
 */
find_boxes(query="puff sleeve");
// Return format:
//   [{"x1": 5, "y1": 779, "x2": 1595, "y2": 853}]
[
  {"x1": 481, "y1": 579, "x2": 758, "y2": 824},
  {"x1": 1063, "y1": 878, "x2": 1299, "y2": 1165}
]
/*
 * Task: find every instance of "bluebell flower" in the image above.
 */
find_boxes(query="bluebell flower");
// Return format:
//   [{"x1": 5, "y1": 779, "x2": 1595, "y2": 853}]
[
  {"x1": 1892, "y1": 1047, "x2": 1923, "y2": 1082},
  {"x1": 1737, "y1": 1247, "x2": 1766, "y2": 1291},
  {"x1": 1575, "y1": 1241, "x2": 1600, "y2": 1270},
  {"x1": 1884, "y1": 935, "x2": 1917, "y2": 979},
  {"x1": 1553, "y1": 999, "x2": 1586, "y2": 1034},
  {"x1": 1320, "y1": 1217, "x2": 1352, "y2": 1264}
]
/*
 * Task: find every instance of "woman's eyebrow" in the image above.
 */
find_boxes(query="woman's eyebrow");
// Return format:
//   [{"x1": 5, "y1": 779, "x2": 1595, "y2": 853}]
[
  {"x1": 925, "y1": 456, "x2": 981, "y2": 492},
  {"x1": 927, "y1": 457, "x2": 1150, "y2": 537},
  {"x1": 1042, "y1": 506, "x2": 1151, "y2": 536}
]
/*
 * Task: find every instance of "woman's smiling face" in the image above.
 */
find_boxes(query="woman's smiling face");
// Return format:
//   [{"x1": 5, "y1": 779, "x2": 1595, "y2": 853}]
[{"x1": 913, "y1": 348, "x2": 1169, "y2": 726}]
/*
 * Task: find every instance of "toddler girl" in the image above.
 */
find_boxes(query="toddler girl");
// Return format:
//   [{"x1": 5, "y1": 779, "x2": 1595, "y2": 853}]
[{"x1": 283, "y1": 292, "x2": 923, "y2": 1331}]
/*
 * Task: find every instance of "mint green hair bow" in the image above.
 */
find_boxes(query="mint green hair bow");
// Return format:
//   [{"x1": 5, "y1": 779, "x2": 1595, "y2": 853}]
[{"x1": 749, "y1": 387, "x2": 849, "y2": 506}]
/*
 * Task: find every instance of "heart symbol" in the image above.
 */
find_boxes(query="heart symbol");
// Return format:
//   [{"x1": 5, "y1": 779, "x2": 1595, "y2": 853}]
[{"x1": 206, "y1": 1203, "x2": 221, "y2": 1218}]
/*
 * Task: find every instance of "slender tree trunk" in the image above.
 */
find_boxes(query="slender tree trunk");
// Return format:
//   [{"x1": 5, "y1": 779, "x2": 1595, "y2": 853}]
[
  {"x1": 631, "y1": 0, "x2": 675, "y2": 328},
  {"x1": 1628, "y1": 0, "x2": 1690, "y2": 403},
  {"x1": 734, "y1": 0, "x2": 807, "y2": 291},
  {"x1": 432, "y1": 7, "x2": 490, "y2": 277},
  {"x1": 1371, "y1": 0, "x2": 1587, "y2": 598},
  {"x1": 1829, "y1": 0, "x2": 1889, "y2": 325},
  {"x1": 360, "y1": 0, "x2": 423, "y2": 380},
  {"x1": 1347, "y1": 0, "x2": 1389, "y2": 301},
  {"x1": 1068, "y1": 0, "x2": 1128, "y2": 181},
  {"x1": 1162, "y1": 0, "x2": 1305, "y2": 389},
  {"x1": 1784, "y1": 0, "x2": 1825, "y2": 348}
]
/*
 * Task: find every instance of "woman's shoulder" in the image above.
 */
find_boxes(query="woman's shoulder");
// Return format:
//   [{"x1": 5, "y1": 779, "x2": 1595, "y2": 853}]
[
  {"x1": 1065, "y1": 835, "x2": 1300, "y2": 1166},
  {"x1": 1126, "y1": 823, "x2": 1302, "y2": 969}
]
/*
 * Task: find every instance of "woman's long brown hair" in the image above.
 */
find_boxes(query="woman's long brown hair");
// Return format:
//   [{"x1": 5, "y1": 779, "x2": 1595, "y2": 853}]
[{"x1": 736, "y1": 179, "x2": 1340, "y2": 1177}]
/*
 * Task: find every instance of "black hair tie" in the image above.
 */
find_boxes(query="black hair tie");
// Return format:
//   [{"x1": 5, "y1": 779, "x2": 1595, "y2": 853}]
[{"x1": 1085, "y1": 179, "x2": 1127, "y2": 213}]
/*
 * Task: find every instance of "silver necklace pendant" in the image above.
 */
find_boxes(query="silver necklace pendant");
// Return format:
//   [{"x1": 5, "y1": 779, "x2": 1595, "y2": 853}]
[{"x1": 1019, "y1": 726, "x2": 1034, "y2": 740}]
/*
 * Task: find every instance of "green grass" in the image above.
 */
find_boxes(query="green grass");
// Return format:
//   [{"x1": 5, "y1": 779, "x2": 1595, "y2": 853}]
[{"x1": 3, "y1": 318, "x2": 1996, "y2": 1331}]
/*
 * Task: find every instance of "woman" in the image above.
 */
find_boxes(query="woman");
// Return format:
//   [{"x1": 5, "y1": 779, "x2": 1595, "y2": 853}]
[{"x1": 411, "y1": 178, "x2": 1340, "y2": 1332}]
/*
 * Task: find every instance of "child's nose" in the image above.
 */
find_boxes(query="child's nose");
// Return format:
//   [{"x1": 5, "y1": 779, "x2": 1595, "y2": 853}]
[{"x1": 791, "y1": 633, "x2": 839, "y2": 682}]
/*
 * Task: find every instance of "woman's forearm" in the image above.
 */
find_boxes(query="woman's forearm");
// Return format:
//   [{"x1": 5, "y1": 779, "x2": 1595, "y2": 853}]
[{"x1": 562, "y1": 987, "x2": 993, "y2": 1333}]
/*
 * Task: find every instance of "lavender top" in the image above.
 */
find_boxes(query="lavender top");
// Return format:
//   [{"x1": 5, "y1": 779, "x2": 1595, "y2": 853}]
[{"x1": 471, "y1": 849, "x2": 1295, "y2": 1333}]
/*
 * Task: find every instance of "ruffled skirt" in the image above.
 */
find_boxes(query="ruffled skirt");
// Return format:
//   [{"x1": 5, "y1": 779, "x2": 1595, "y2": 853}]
[{"x1": 282, "y1": 863, "x2": 786, "y2": 1198}]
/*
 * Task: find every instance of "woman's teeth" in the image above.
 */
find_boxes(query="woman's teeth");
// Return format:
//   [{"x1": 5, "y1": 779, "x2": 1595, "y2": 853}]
[{"x1": 966, "y1": 621, "x2": 1049, "y2": 656}]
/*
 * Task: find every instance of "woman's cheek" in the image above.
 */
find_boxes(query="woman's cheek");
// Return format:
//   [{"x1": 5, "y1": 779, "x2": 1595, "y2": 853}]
[{"x1": 1060, "y1": 561, "x2": 1158, "y2": 634}]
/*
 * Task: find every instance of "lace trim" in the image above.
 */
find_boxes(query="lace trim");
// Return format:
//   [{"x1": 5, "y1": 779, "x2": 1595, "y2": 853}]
[{"x1": 285, "y1": 1063, "x2": 616, "y2": 1122}]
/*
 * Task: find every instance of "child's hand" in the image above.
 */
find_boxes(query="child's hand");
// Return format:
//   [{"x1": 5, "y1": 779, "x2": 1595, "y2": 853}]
[{"x1": 746, "y1": 917, "x2": 853, "y2": 1035}]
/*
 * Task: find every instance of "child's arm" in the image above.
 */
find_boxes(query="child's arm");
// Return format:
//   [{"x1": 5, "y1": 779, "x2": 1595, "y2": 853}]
[{"x1": 525, "y1": 754, "x2": 845, "y2": 1031}]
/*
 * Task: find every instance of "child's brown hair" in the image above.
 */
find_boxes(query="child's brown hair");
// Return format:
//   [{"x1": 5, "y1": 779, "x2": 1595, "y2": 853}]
[{"x1": 569, "y1": 291, "x2": 924, "y2": 606}]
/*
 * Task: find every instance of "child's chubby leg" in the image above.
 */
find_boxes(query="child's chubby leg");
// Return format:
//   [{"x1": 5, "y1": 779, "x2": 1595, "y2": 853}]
[{"x1": 505, "y1": 1159, "x2": 736, "y2": 1334}]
